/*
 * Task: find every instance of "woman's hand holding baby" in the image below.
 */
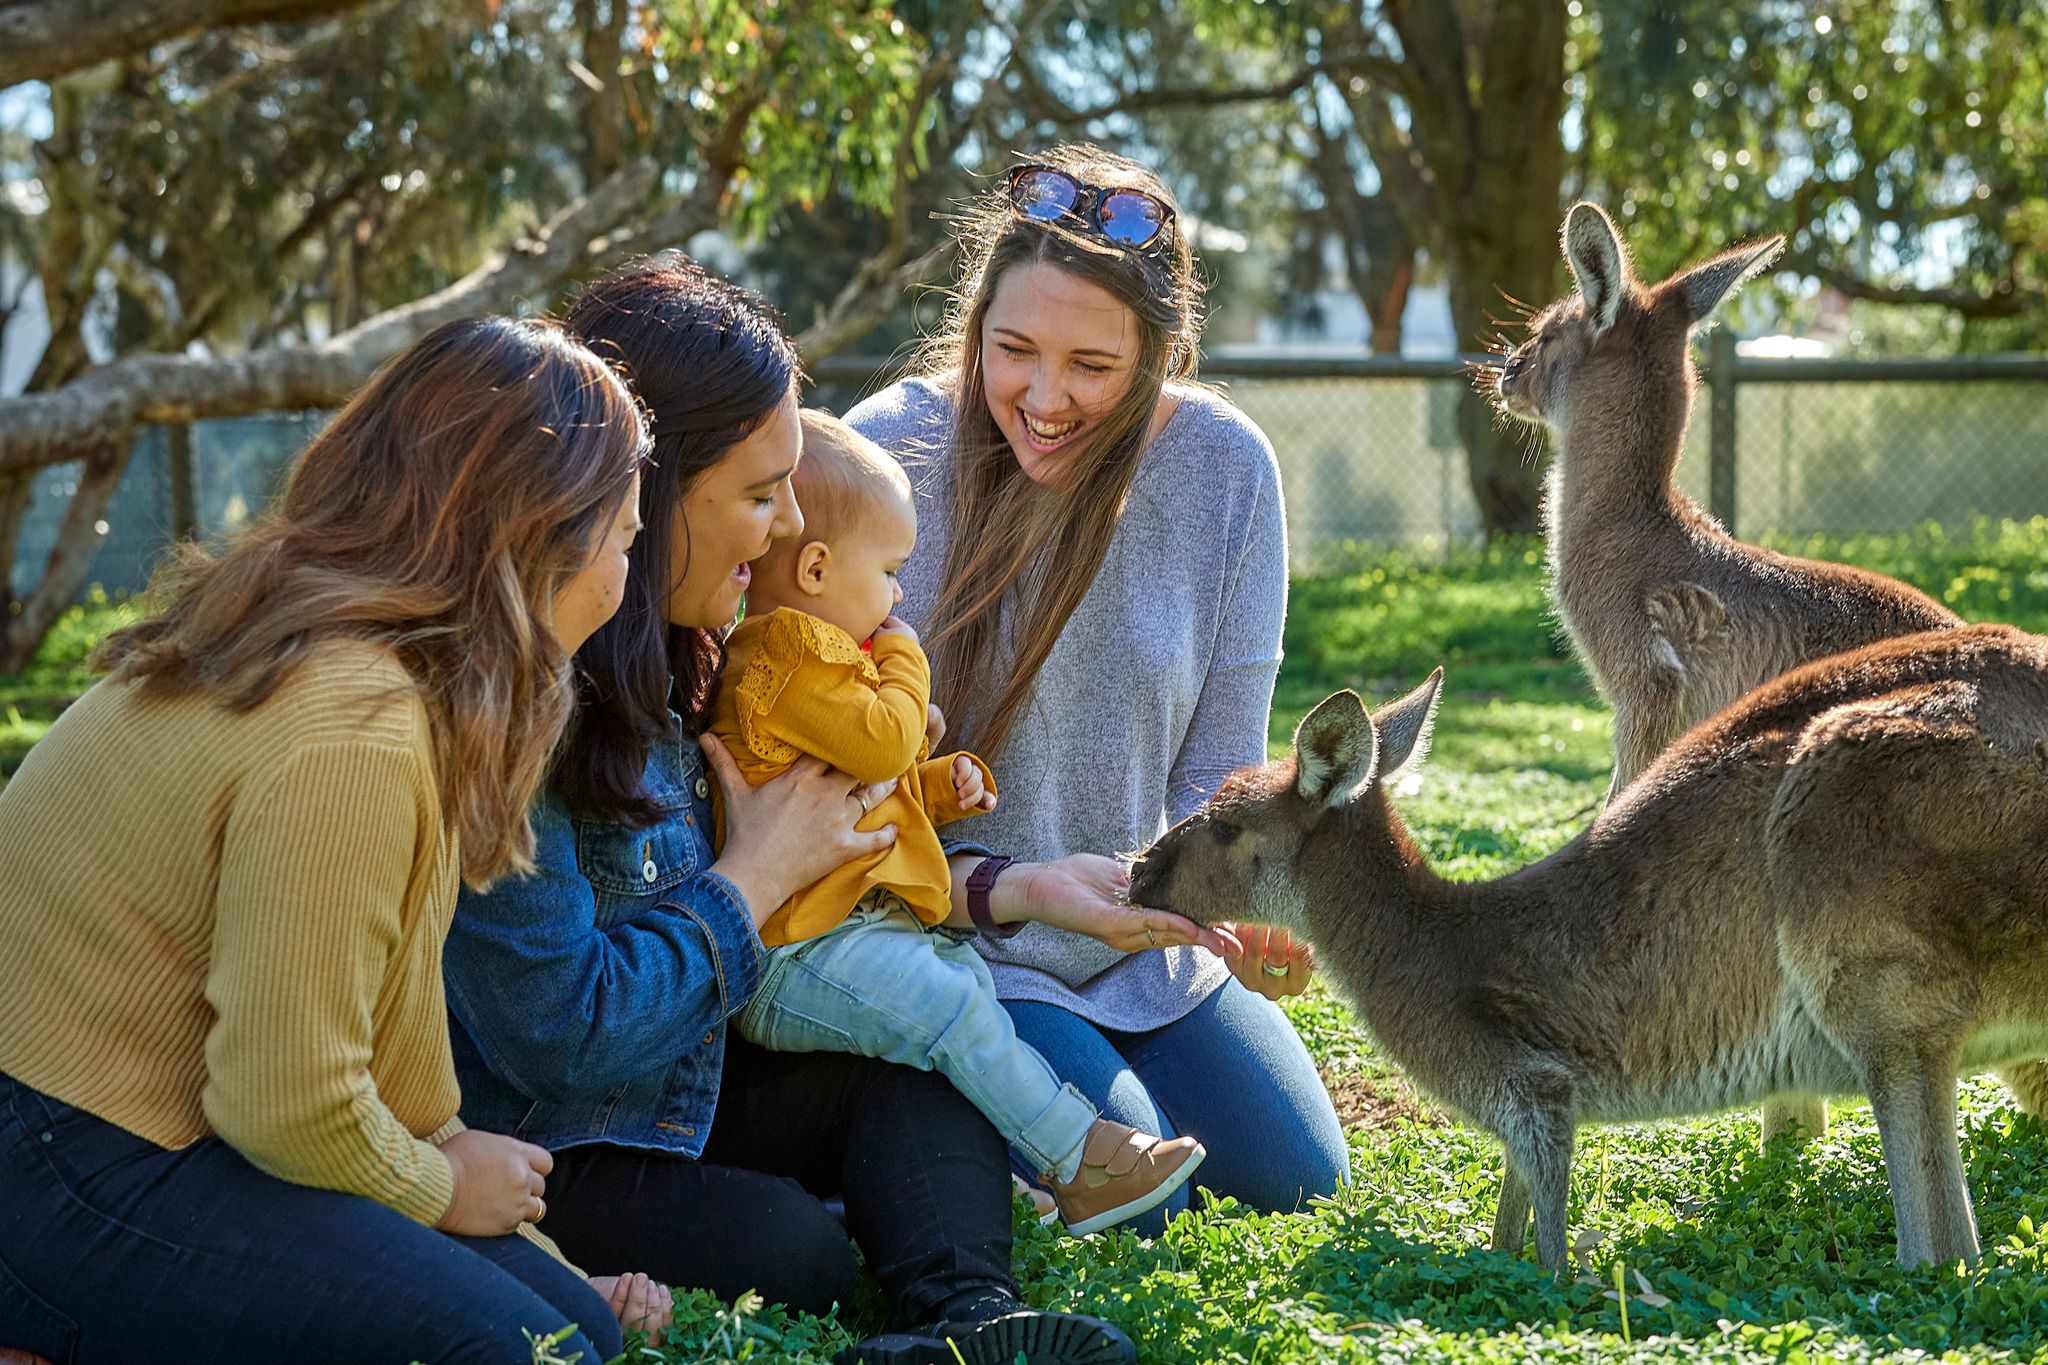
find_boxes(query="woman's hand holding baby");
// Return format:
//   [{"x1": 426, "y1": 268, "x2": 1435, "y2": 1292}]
[{"x1": 702, "y1": 735, "x2": 897, "y2": 927}]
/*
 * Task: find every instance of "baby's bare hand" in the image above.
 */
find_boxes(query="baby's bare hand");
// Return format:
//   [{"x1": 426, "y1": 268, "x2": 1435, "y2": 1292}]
[{"x1": 953, "y1": 755, "x2": 995, "y2": 811}]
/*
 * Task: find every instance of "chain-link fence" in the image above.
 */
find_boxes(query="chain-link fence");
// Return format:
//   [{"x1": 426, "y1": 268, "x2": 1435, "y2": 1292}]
[
  {"x1": 13, "y1": 352, "x2": 2048, "y2": 595},
  {"x1": 817, "y1": 348, "x2": 2048, "y2": 571}
]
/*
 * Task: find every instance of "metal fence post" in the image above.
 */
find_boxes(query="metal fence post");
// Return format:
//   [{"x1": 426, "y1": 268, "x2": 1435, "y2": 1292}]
[{"x1": 1708, "y1": 327, "x2": 1738, "y2": 531}]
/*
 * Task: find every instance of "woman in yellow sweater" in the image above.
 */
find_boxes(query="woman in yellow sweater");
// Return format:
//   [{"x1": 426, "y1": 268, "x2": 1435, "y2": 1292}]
[{"x1": 0, "y1": 317, "x2": 665, "y2": 1363}]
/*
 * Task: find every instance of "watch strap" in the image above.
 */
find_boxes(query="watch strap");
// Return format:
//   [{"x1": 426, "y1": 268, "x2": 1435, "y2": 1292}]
[{"x1": 966, "y1": 855, "x2": 1019, "y2": 938}]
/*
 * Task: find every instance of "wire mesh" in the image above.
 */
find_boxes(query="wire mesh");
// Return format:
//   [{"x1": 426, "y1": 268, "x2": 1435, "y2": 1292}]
[{"x1": 11, "y1": 358, "x2": 2047, "y2": 597}]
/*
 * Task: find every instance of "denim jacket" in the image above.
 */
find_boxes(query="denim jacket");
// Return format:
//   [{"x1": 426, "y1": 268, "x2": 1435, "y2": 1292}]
[{"x1": 442, "y1": 730, "x2": 763, "y2": 1156}]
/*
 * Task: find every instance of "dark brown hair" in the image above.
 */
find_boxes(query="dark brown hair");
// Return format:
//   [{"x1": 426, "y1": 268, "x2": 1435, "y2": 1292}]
[
  {"x1": 97, "y1": 316, "x2": 650, "y2": 886},
  {"x1": 556, "y1": 254, "x2": 803, "y2": 825},
  {"x1": 916, "y1": 143, "x2": 1203, "y2": 757}
]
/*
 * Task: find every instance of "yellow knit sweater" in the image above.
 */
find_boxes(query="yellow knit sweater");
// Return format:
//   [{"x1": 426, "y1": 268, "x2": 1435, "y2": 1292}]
[
  {"x1": 710, "y1": 609, "x2": 995, "y2": 948},
  {"x1": 0, "y1": 641, "x2": 464, "y2": 1227}
]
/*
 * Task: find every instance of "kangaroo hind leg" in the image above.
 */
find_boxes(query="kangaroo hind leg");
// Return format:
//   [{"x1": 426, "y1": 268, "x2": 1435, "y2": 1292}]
[
  {"x1": 1490, "y1": 1160, "x2": 1531, "y2": 1256},
  {"x1": 1849, "y1": 1030, "x2": 1978, "y2": 1268}
]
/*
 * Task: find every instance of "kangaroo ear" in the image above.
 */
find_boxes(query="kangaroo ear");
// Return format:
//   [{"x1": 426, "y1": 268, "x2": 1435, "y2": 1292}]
[
  {"x1": 1673, "y1": 235, "x2": 1784, "y2": 328},
  {"x1": 1372, "y1": 668, "x2": 1444, "y2": 779},
  {"x1": 1562, "y1": 202, "x2": 1630, "y2": 333},
  {"x1": 1293, "y1": 690, "x2": 1377, "y2": 808}
]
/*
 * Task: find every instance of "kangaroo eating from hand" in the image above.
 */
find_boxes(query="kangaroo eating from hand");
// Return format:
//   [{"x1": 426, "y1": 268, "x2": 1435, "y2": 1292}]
[
  {"x1": 1130, "y1": 628, "x2": 2048, "y2": 1271},
  {"x1": 1494, "y1": 202, "x2": 1985, "y2": 1142}
]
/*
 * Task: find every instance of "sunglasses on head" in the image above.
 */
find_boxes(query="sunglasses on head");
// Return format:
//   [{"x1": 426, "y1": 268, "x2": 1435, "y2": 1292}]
[{"x1": 1005, "y1": 164, "x2": 1176, "y2": 250}]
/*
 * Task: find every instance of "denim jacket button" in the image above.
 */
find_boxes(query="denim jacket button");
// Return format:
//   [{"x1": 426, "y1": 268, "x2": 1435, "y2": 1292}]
[
  {"x1": 642, "y1": 859, "x2": 658, "y2": 883},
  {"x1": 694, "y1": 776, "x2": 709, "y2": 799},
  {"x1": 702, "y1": 1030, "x2": 716, "y2": 1045}
]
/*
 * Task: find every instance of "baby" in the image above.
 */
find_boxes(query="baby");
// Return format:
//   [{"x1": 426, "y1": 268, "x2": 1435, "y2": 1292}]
[{"x1": 709, "y1": 409, "x2": 1205, "y2": 1235}]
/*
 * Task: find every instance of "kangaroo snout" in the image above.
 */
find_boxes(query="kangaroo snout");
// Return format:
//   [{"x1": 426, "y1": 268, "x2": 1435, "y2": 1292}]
[{"x1": 1126, "y1": 844, "x2": 1173, "y2": 912}]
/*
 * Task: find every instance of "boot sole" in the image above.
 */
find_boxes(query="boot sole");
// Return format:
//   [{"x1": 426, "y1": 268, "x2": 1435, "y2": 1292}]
[
  {"x1": 1061, "y1": 1143, "x2": 1206, "y2": 1237},
  {"x1": 838, "y1": 1309, "x2": 1137, "y2": 1365}
]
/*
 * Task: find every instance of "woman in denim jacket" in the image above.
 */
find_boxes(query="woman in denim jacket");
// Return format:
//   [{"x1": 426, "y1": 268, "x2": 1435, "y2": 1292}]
[{"x1": 441, "y1": 258, "x2": 1207, "y2": 1365}]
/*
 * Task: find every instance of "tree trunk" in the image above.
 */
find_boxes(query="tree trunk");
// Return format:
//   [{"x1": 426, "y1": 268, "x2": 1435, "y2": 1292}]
[
  {"x1": 577, "y1": 0, "x2": 629, "y2": 182},
  {"x1": 1346, "y1": 0, "x2": 1569, "y2": 535},
  {"x1": 0, "y1": 472, "x2": 31, "y2": 619},
  {"x1": 1304, "y1": 118, "x2": 1416, "y2": 354},
  {"x1": 1364, "y1": 252, "x2": 1413, "y2": 355},
  {"x1": 1455, "y1": 385, "x2": 1546, "y2": 533},
  {"x1": 167, "y1": 421, "x2": 200, "y2": 541},
  {"x1": 0, "y1": 440, "x2": 135, "y2": 674},
  {"x1": 1443, "y1": 223, "x2": 1563, "y2": 534}
]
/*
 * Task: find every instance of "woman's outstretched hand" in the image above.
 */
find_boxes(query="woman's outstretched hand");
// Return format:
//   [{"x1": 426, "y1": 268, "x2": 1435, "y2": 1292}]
[
  {"x1": 1217, "y1": 921, "x2": 1315, "y2": 1000},
  {"x1": 1015, "y1": 853, "x2": 1235, "y2": 957},
  {"x1": 703, "y1": 735, "x2": 896, "y2": 927}
]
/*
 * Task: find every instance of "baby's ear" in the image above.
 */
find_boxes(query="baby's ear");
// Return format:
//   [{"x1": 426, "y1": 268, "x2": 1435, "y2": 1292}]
[{"x1": 794, "y1": 540, "x2": 832, "y2": 597}]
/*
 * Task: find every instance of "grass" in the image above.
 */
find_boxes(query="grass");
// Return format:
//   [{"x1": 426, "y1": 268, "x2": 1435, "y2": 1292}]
[
  {"x1": 0, "y1": 585, "x2": 145, "y2": 785},
  {"x1": 9, "y1": 520, "x2": 2048, "y2": 1362}
]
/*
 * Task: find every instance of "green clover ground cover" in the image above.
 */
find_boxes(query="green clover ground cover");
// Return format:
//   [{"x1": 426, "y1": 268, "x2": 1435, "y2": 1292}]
[{"x1": 9, "y1": 520, "x2": 2048, "y2": 1363}]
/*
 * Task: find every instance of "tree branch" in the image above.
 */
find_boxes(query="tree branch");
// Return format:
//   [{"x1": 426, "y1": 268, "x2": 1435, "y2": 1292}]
[
  {"x1": 0, "y1": 0, "x2": 381, "y2": 88},
  {"x1": 1022, "y1": 53, "x2": 1362, "y2": 126},
  {"x1": 794, "y1": 238, "x2": 952, "y2": 361},
  {"x1": 0, "y1": 156, "x2": 660, "y2": 475},
  {"x1": 1780, "y1": 249, "x2": 2038, "y2": 318},
  {"x1": 581, "y1": 36, "x2": 780, "y2": 264}
]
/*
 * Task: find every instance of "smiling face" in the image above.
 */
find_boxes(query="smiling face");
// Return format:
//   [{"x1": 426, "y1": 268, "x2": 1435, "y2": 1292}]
[
  {"x1": 665, "y1": 388, "x2": 803, "y2": 629},
  {"x1": 979, "y1": 260, "x2": 1143, "y2": 486}
]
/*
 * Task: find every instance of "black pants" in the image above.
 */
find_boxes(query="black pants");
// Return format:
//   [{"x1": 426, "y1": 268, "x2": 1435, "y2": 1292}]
[{"x1": 541, "y1": 1037, "x2": 1017, "y2": 1325}]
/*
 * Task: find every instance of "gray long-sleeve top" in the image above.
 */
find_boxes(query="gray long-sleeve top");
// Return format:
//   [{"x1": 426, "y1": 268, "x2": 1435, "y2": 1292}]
[{"x1": 845, "y1": 378, "x2": 1288, "y2": 1032}]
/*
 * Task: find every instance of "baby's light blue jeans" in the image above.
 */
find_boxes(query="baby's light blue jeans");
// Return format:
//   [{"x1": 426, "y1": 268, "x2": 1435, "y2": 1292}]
[{"x1": 736, "y1": 896, "x2": 1099, "y2": 1180}]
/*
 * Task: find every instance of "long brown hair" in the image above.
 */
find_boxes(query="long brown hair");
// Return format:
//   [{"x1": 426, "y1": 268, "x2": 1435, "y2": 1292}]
[
  {"x1": 555, "y1": 255, "x2": 804, "y2": 825},
  {"x1": 97, "y1": 316, "x2": 650, "y2": 886},
  {"x1": 916, "y1": 144, "x2": 1203, "y2": 757}
]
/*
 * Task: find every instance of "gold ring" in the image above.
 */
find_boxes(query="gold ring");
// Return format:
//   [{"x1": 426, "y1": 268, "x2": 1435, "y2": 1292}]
[
  {"x1": 1145, "y1": 926, "x2": 1158, "y2": 947},
  {"x1": 856, "y1": 793, "x2": 871, "y2": 815},
  {"x1": 533, "y1": 1197, "x2": 547, "y2": 1222}
]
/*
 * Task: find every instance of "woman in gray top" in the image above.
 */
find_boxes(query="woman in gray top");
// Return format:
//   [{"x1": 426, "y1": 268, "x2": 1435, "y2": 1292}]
[{"x1": 847, "y1": 143, "x2": 1347, "y2": 1230}]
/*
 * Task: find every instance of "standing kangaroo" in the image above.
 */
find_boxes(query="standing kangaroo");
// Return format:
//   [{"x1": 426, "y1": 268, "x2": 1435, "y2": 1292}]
[
  {"x1": 1495, "y1": 202, "x2": 1977, "y2": 1141},
  {"x1": 1129, "y1": 627, "x2": 2048, "y2": 1270}
]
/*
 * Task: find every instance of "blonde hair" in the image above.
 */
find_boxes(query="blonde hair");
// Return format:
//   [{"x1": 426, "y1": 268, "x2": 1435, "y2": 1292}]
[
  {"x1": 97, "y1": 316, "x2": 649, "y2": 887},
  {"x1": 914, "y1": 143, "x2": 1203, "y2": 757},
  {"x1": 790, "y1": 408, "x2": 912, "y2": 546}
]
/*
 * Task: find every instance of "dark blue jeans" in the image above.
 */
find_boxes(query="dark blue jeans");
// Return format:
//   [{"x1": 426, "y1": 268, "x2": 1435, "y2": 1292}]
[
  {"x1": 1006, "y1": 978, "x2": 1349, "y2": 1235},
  {"x1": 0, "y1": 1074, "x2": 622, "y2": 1365}
]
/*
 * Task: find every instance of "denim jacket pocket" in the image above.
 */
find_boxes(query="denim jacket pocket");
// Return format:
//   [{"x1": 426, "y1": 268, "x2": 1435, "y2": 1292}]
[{"x1": 573, "y1": 798, "x2": 703, "y2": 908}]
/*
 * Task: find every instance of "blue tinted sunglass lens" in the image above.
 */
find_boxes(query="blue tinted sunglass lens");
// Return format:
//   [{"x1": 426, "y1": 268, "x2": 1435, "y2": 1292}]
[
  {"x1": 1098, "y1": 191, "x2": 1164, "y2": 245},
  {"x1": 1014, "y1": 170, "x2": 1079, "y2": 221}
]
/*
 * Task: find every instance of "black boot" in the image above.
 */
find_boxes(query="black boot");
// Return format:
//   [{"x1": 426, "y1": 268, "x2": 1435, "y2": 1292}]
[{"x1": 834, "y1": 1291, "x2": 1136, "y2": 1365}]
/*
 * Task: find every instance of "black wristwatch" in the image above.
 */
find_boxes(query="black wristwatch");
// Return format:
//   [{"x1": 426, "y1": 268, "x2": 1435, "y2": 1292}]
[{"x1": 966, "y1": 855, "x2": 1020, "y2": 938}]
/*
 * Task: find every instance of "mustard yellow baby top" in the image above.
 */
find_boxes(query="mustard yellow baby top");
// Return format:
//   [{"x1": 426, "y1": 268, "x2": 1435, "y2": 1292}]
[{"x1": 709, "y1": 608, "x2": 995, "y2": 948}]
